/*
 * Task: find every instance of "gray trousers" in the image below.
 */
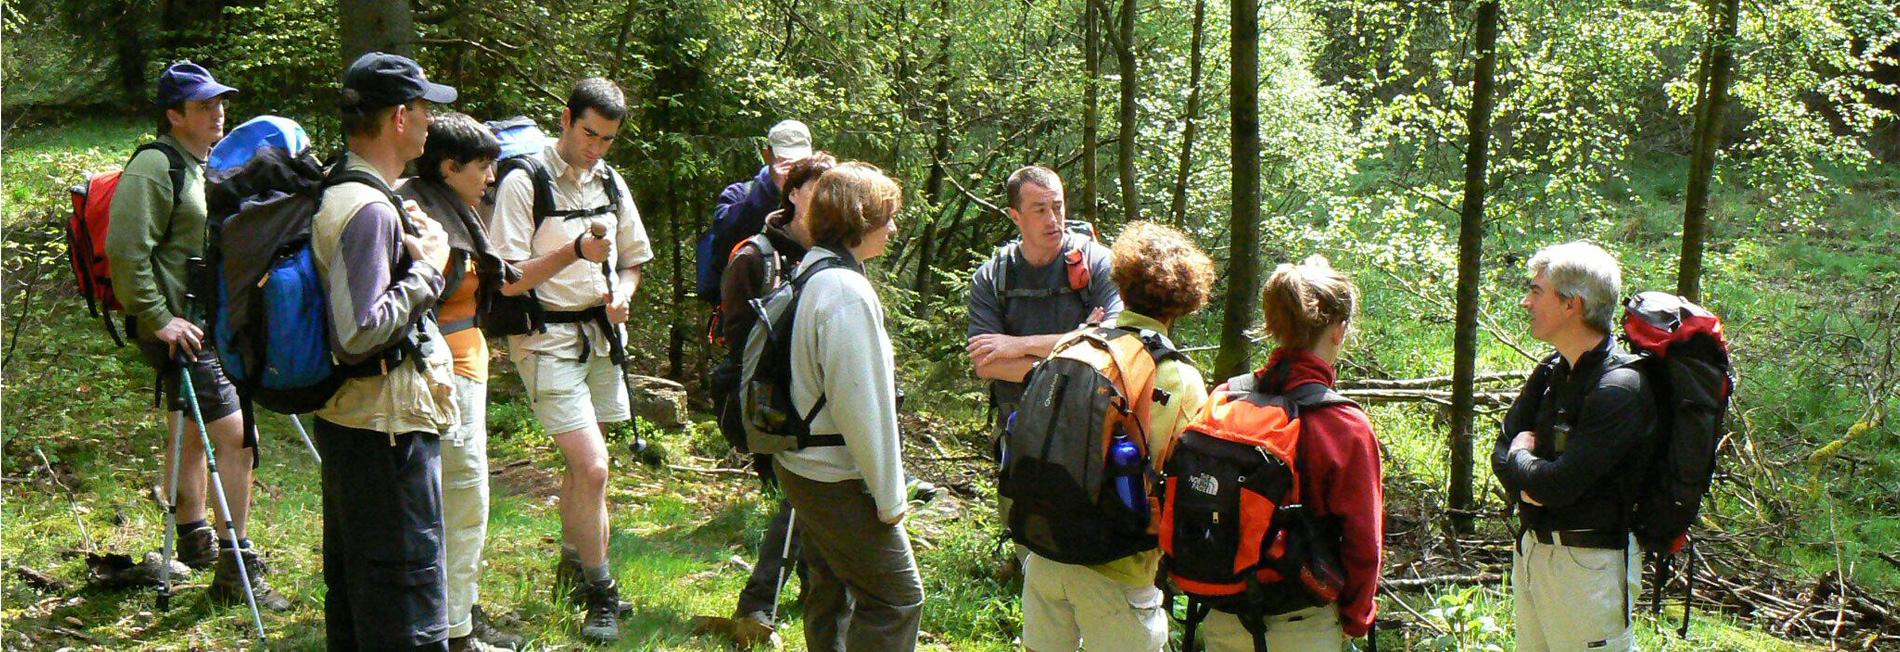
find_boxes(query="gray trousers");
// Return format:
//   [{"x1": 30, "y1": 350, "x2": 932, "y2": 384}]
[{"x1": 775, "y1": 460, "x2": 924, "y2": 652}]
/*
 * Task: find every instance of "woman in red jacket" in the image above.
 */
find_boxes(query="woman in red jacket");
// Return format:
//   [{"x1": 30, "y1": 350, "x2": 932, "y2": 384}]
[{"x1": 1201, "y1": 255, "x2": 1384, "y2": 651}]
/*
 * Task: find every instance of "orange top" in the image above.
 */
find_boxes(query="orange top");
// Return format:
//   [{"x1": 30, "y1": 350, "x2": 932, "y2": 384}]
[{"x1": 438, "y1": 256, "x2": 487, "y2": 381}]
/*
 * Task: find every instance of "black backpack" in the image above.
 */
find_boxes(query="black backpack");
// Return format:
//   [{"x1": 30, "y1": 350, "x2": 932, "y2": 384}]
[
  {"x1": 478, "y1": 127, "x2": 625, "y2": 338},
  {"x1": 999, "y1": 324, "x2": 1186, "y2": 565},
  {"x1": 1620, "y1": 292, "x2": 1733, "y2": 634},
  {"x1": 710, "y1": 233, "x2": 788, "y2": 455}
]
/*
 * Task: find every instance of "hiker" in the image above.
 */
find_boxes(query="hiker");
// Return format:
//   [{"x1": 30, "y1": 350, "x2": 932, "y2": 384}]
[
  {"x1": 1018, "y1": 222, "x2": 1215, "y2": 652},
  {"x1": 772, "y1": 162, "x2": 924, "y2": 652},
  {"x1": 967, "y1": 165, "x2": 1121, "y2": 572},
  {"x1": 715, "y1": 151, "x2": 836, "y2": 632},
  {"x1": 1492, "y1": 241, "x2": 1654, "y2": 652},
  {"x1": 103, "y1": 60, "x2": 291, "y2": 611},
  {"x1": 1194, "y1": 255, "x2": 1385, "y2": 650},
  {"x1": 396, "y1": 111, "x2": 524, "y2": 652},
  {"x1": 698, "y1": 119, "x2": 813, "y2": 305},
  {"x1": 488, "y1": 77, "x2": 654, "y2": 643},
  {"x1": 311, "y1": 51, "x2": 461, "y2": 650}
]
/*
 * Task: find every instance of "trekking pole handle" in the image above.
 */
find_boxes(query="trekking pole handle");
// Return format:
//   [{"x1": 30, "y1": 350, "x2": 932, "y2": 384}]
[{"x1": 588, "y1": 223, "x2": 610, "y2": 275}]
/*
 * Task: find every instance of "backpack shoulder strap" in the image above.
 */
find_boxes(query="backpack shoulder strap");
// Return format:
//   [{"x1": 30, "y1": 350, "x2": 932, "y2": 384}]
[
  {"x1": 497, "y1": 156, "x2": 557, "y2": 230},
  {"x1": 1285, "y1": 382, "x2": 1360, "y2": 412},
  {"x1": 131, "y1": 142, "x2": 192, "y2": 243},
  {"x1": 992, "y1": 241, "x2": 1020, "y2": 313}
]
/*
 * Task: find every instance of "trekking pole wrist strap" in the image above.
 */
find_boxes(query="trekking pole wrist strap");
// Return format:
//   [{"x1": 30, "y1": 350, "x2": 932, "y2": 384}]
[{"x1": 573, "y1": 233, "x2": 586, "y2": 260}]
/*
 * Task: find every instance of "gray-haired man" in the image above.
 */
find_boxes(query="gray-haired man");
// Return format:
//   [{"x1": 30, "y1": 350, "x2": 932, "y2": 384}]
[{"x1": 1492, "y1": 241, "x2": 1656, "y2": 652}]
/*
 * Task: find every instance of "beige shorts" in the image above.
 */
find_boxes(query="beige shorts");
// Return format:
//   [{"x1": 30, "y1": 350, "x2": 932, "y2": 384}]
[
  {"x1": 1021, "y1": 553, "x2": 1167, "y2": 652},
  {"x1": 514, "y1": 352, "x2": 631, "y2": 436}
]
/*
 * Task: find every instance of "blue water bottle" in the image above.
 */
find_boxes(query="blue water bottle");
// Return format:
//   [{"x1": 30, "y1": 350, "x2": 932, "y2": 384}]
[{"x1": 1110, "y1": 435, "x2": 1147, "y2": 519}]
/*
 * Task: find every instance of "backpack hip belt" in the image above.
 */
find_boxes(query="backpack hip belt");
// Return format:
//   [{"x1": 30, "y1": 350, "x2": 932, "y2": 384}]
[{"x1": 544, "y1": 305, "x2": 628, "y2": 366}]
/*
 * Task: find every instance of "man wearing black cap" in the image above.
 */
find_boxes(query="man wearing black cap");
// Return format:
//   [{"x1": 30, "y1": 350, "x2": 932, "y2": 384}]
[
  {"x1": 105, "y1": 60, "x2": 293, "y2": 611},
  {"x1": 309, "y1": 51, "x2": 461, "y2": 651}
]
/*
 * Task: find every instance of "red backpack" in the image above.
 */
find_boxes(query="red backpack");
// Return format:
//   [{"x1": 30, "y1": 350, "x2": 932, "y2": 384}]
[
  {"x1": 67, "y1": 142, "x2": 187, "y2": 345},
  {"x1": 1157, "y1": 365, "x2": 1359, "y2": 651}
]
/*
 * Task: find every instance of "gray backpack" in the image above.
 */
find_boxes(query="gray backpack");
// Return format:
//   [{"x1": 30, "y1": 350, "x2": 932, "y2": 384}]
[{"x1": 738, "y1": 253, "x2": 855, "y2": 454}]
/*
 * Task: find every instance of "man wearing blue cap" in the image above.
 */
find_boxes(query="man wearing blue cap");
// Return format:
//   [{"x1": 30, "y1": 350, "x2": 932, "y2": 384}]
[
  {"x1": 104, "y1": 60, "x2": 293, "y2": 612},
  {"x1": 309, "y1": 51, "x2": 461, "y2": 651}
]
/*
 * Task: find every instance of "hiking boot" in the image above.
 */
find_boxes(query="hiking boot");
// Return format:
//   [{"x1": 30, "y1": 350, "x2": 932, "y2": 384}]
[
  {"x1": 448, "y1": 635, "x2": 509, "y2": 652},
  {"x1": 175, "y1": 526, "x2": 219, "y2": 571},
  {"x1": 467, "y1": 604, "x2": 525, "y2": 650},
  {"x1": 579, "y1": 579, "x2": 623, "y2": 643},
  {"x1": 906, "y1": 476, "x2": 942, "y2": 506},
  {"x1": 555, "y1": 547, "x2": 585, "y2": 603},
  {"x1": 557, "y1": 548, "x2": 633, "y2": 614},
  {"x1": 209, "y1": 546, "x2": 292, "y2": 611}
]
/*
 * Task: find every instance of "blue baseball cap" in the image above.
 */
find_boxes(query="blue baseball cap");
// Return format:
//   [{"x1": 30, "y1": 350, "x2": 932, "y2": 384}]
[
  {"x1": 341, "y1": 52, "x2": 458, "y2": 110},
  {"x1": 157, "y1": 61, "x2": 239, "y2": 106}
]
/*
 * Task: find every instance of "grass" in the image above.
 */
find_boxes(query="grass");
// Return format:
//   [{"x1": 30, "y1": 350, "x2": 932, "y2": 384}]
[{"x1": 5, "y1": 116, "x2": 1894, "y2": 650}]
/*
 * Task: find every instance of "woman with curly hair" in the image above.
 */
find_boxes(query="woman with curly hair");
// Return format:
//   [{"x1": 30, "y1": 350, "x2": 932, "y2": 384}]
[{"x1": 1021, "y1": 221, "x2": 1217, "y2": 652}]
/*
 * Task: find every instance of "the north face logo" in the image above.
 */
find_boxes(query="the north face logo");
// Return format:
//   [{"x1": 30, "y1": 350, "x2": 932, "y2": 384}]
[{"x1": 1190, "y1": 472, "x2": 1218, "y2": 496}]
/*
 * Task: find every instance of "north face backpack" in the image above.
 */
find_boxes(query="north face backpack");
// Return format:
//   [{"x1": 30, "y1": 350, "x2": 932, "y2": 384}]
[
  {"x1": 66, "y1": 141, "x2": 188, "y2": 346},
  {"x1": 999, "y1": 324, "x2": 1186, "y2": 565},
  {"x1": 1157, "y1": 366, "x2": 1358, "y2": 651},
  {"x1": 480, "y1": 116, "x2": 622, "y2": 338},
  {"x1": 710, "y1": 233, "x2": 786, "y2": 454},
  {"x1": 737, "y1": 253, "x2": 857, "y2": 455},
  {"x1": 991, "y1": 220, "x2": 1099, "y2": 315},
  {"x1": 206, "y1": 146, "x2": 419, "y2": 418}
]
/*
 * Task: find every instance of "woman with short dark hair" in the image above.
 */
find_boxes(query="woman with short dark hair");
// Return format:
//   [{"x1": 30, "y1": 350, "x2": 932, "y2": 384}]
[{"x1": 396, "y1": 111, "x2": 522, "y2": 651}]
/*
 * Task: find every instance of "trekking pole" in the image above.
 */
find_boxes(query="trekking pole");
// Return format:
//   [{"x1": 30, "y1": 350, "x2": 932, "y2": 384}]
[
  {"x1": 286, "y1": 414, "x2": 321, "y2": 464},
  {"x1": 1678, "y1": 539, "x2": 1696, "y2": 638},
  {"x1": 158, "y1": 415, "x2": 186, "y2": 611},
  {"x1": 587, "y1": 223, "x2": 648, "y2": 457},
  {"x1": 768, "y1": 507, "x2": 797, "y2": 625},
  {"x1": 178, "y1": 350, "x2": 267, "y2": 642}
]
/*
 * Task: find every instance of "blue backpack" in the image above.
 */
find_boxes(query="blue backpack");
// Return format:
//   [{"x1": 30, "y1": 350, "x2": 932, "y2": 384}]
[
  {"x1": 208, "y1": 116, "x2": 310, "y2": 175},
  {"x1": 696, "y1": 177, "x2": 774, "y2": 304},
  {"x1": 205, "y1": 144, "x2": 418, "y2": 417}
]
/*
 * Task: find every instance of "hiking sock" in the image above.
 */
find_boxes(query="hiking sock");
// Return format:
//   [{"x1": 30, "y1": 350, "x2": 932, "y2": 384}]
[
  {"x1": 177, "y1": 520, "x2": 208, "y2": 538},
  {"x1": 583, "y1": 563, "x2": 612, "y2": 585},
  {"x1": 238, "y1": 538, "x2": 253, "y2": 550}
]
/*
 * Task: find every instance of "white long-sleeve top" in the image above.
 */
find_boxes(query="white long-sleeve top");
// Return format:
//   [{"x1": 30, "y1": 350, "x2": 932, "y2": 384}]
[{"x1": 774, "y1": 247, "x2": 907, "y2": 521}]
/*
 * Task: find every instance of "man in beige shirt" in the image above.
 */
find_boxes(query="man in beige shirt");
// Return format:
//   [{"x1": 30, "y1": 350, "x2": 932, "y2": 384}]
[{"x1": 489, "y1": 77, "x2": 653, "y2": 644}]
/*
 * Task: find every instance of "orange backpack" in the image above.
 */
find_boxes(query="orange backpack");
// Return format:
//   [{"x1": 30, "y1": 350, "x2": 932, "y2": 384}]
[{"x1": 1157, "y1": 366, "x2": 1359, "y2": 650}]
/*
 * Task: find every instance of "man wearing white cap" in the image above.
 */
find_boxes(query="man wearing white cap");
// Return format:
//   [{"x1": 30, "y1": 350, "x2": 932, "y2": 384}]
[{"x1": 699, "y1": 119, "x2": 813, "y2": 306}]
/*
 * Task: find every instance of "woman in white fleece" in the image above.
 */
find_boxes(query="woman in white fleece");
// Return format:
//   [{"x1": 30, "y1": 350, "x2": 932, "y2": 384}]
[{"x1": 772, "y1": 162, "x2": 923, "y2": 652}]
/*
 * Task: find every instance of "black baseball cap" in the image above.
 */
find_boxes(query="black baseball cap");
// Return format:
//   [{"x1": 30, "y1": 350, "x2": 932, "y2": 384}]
[
  {"x1": 341, "y1": 52, "x2": 458, "y2": 110},
  {"x1": 157, "y1": 61, "x2": 239, "y2": 106}
]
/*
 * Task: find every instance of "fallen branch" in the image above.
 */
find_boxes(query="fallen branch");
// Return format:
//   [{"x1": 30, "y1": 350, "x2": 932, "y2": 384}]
[
  {"x1": 1382, "y1": 572, "x2": 1504, "y2": 592},
  {"x1": 665, "y1": 464, "x2": 754, "y2": 477},
  {"x1": 1339, "y1": 370, "x2": 1529, "y2": 391},
  {"x1": 1337, "y1": 388, "x2": 1517, "y2": 408}
]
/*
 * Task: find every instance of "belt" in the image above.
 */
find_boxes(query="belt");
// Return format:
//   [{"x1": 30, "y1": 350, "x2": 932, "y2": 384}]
[
  {"x1": 439, "y1": 316, "x2": 477, "y2": 335},
  {"x1": 543, "y1": 306, "x2": 627, "y2": 366},
  {"x1": 1529, "y1": 529, "x2": 1628, "y2": 550}
]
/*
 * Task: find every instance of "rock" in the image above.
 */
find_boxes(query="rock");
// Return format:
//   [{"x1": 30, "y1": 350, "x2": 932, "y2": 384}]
[
  {"x1": 625, "y1": 373, "x2": 689, "y2": 428},
  {"x1": 84, "y1": 552, "x2": 191, "y2": 591}
]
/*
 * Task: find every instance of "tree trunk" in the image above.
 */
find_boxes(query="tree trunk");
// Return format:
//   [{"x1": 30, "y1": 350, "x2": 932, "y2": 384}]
[
  {"x1": 667, "y1": 183, "x2": 686, "y2": 381},
  {"x1": 1115, "y1": 0, "x2": 1140, "y2": 224},
  {"x1": 1213, "y1": 0, "x2": 1260, "y2": 380},
  {"x1": 1082, "y1": 0, "x2": 1100, "y2": 221},
  {"x1": 106, "y1": 0, "x2": 150, "y2": 103},
  {"x1": 160, "y1": 0, "x2": 225, "y2": 59},
  {"x1": 338, "y1": 0, "x2": 415, "y2": 61},
  {"x1": 1677, "y1": 0, "x2": 1740, "y2": 302},
  {"x1": 1168, "y1": 0, "x2": 1207, "y2": 226},
  {"x1": 913, "y1": 0, "x2": 955, "y2": 296},
  {"x1": 1449, "y1": 0, "x2": 1501, "y2": 536}
]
